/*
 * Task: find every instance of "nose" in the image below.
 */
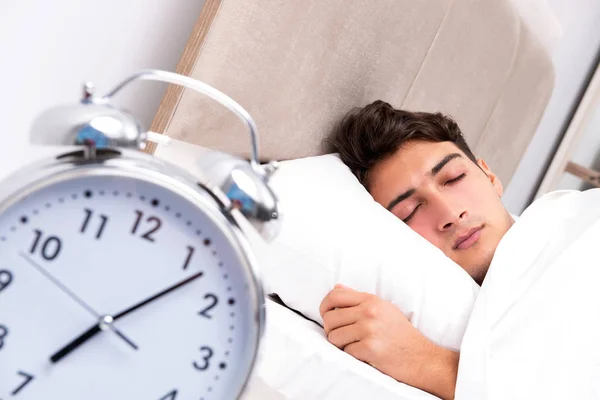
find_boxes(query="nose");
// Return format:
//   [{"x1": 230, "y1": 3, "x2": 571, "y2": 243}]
[{"x1": 434, "y1": 195, "x2": 467, "y2": 231}]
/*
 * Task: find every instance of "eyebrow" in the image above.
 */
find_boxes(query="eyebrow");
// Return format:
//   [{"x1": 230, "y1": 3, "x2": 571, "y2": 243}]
[
  {"x1": 430, "y1": 153, "x2": 462, "y2": 176},
  {"x1": 386, "y1": 189, "x2": 415, "y2": 211},
  {"x1": 386, "y1": 153, "x2": 463, "y2": 211}
]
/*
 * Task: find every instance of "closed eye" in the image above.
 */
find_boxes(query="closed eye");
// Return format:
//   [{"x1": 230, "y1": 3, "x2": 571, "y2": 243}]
[
  {"x1": 402, "y1": 204, "x2": 421, "y2": 223},
  {"x1": 445, "y1": 173, "x2": 466, "y2": 186}
]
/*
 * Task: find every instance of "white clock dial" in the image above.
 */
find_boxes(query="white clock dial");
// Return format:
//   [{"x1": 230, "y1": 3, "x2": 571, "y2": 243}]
[{"x1": 0, "y1": 166, "x2": 262, "y2": 400}]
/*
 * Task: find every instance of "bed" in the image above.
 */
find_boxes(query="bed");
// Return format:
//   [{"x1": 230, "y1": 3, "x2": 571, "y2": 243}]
[{"x1": 148, "y1": 0, "x2": 557, "y2": 398}]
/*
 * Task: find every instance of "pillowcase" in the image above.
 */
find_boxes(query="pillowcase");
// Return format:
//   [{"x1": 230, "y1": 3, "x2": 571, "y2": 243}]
[{"x1": 256, "y1": 154, "x2": 479, "y2": 350}]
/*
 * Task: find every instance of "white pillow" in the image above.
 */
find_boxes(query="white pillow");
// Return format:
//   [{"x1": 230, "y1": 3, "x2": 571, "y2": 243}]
[
  {"x1": 154, "y1": 139, "x2": 479, "y2": 350},
  {"x1": 259, "y1": 154, "x2": 479, "y2": 350}
]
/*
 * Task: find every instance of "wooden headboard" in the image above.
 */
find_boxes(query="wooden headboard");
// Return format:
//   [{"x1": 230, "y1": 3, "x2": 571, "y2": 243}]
[{"x1": 149, "y1": 0, "x2": 554, "y2": 185}]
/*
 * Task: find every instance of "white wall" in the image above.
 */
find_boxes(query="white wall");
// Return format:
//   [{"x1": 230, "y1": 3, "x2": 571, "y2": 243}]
[
  {"x1": 502, "y1": 0, "x2": 600, "y2": 214},
  {"x1": 0, "y1": 0, "x2": 206, "y2": 178}
]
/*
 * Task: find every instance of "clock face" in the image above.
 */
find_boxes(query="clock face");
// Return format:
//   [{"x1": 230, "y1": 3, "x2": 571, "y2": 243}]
[{"x1": 0, "y1": 166, "x2": 261, "y2": 400}]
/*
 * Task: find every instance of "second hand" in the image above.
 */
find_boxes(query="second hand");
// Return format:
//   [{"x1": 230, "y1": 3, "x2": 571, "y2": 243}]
[
  {"x1": 19, "y1": 252, "x2": 139, "y2": 352},
  {"x1": 49, "y1": 270, "x2": 204, "y2": 363}
]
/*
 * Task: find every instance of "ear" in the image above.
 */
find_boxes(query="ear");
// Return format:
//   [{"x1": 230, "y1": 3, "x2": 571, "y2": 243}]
[{"x1": 477, "y1": 159, "x2": 503, "y2": 197}]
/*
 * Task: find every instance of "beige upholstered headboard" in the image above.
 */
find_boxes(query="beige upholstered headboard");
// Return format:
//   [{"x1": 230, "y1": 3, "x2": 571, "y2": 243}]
[{"x1": 149, "y1": 0, "x2": 554, "y2": 185}]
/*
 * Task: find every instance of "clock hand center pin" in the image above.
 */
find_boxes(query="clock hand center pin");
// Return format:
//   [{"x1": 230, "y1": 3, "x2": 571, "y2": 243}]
[
  {"x1": 49, "y1": 270, "x2": 203, "y2": 363},
  {"x1": 18, "y1": 252, "x2": 139, "y2": 357}
]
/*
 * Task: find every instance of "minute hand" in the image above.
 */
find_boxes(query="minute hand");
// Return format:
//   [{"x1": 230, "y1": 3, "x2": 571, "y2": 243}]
[
  {"x1": 49, "y1": 270, "x2": 204, "y2": 364},
  {"x1": 113, "y1": 271, "x2": 204, "y2": 320}
]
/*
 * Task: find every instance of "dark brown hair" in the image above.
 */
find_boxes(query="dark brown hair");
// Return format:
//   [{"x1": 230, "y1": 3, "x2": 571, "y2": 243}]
[{"x1": 324, "y1": 100, "x2": 477, "y2": 187}]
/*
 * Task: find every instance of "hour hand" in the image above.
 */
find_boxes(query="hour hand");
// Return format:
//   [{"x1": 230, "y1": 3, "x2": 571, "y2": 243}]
[
  {"x1": 50, "y1": 324, "x2": 101, "y2": 363},
  {"x1": 49, "y1": 271, "x2": 202, "y2": 363},
  {"x1": 16, "y1": 253, "x2": 139, "y2": 363},
  {"x1": 50, "y1": 315, "x2": 138, "y2": 364}
]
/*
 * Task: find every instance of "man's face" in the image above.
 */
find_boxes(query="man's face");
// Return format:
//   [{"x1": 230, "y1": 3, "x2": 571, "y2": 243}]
[{"x1": 368, "y1": 140, "x2": 513, "y2": 284}]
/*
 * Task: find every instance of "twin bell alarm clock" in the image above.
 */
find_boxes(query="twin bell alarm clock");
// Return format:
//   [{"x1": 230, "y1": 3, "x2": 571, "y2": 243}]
[{"x1": 0, "y1": 70, "x2": 280, "y2": 399}]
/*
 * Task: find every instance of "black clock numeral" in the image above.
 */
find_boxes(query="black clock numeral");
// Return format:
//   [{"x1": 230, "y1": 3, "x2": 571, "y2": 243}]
[
  {"x1": 182, "y1": 246, "x2": 195, "y2": 270},
  {"x1": 158, "y1": 389, "x2": 178, "y2": 400},
  {"x1": 30, "y1": 230, "x2": 62, "y2": 261},
  {"x1": 81, "y1": 208, "x2": 109, "y2": 239},
  {"x1": 0, "y1": 324, "x2": 8, "y2": 350},
  {"x1": 0, "y1": 269, "x2": 13, "y2": 293},
  {"x1": 193, "y1": 346, "x2": 213, "y2": 371},
  {"x1": 131, "y1": 210, "x2": 161, "y2": 242},
  {"x1": 198, "y1": 294, "x2": 219, "y2": 319},
  {"x1": 11, "y1": 371, "x2": 34, "y2": 396}
]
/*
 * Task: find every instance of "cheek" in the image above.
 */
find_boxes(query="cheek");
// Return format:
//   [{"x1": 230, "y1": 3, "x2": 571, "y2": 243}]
[
  {"x1": 464, "y1": 177, "x2": 501, "y2": 211},
  {"x1": 407, "y1": 218, "x2": 444, "y2": 249},
  {"x1": 451, "y1": 174, "x2": 493, "y2": 206}
]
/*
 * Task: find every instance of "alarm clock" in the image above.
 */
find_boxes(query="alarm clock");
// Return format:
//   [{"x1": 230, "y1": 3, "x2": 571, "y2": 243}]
[{"x1": 0, "y1": 70, "x2": 280, "y2": 399}]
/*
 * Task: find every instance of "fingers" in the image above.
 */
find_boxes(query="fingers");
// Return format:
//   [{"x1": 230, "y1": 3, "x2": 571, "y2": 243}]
[
  {"x1": 319, "y1": 285, "x2": 365, "y2": 318},
  {"x1": 343, "y1": 340, "x2": 370, "y2": 363},
  {"x1": 327, "y1": 323, "x2": 363, "y2": 349},
  {"x1": 322, "y1": 307, "x2": 360, "y2": 334}
]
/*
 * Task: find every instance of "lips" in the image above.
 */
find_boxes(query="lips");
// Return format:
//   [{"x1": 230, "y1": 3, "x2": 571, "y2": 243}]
[{"x1": 453, "y1": 227, "x2": 483, "y2": 250}]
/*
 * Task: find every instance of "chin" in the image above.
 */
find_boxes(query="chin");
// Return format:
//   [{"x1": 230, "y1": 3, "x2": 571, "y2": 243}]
[
  {"x1": 458, "y1": 254, "x2": 493, "y2": 286},
  {"x1": 470, "y1": 267, "x2": 488, "y2": 286},
  {"x1": 470, "y1": 245, "x2": 496, "y2": 283},
  {"x1": 467, "y1": 256, "x2": 493, "y2": 285}
]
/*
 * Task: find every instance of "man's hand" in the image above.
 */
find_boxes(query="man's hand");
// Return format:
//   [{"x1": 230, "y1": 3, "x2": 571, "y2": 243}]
[{"x1": 320, "y1": 284, "x2": 459, "y2": 400}]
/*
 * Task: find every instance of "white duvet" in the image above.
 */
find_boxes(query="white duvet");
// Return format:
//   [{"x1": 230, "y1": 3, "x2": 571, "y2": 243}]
[{"x1": 456, "y1": 189, "x2": 600, "y2": 399}]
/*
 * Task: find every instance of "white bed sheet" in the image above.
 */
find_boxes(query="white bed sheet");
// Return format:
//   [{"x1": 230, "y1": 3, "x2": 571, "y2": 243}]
[{"x1": 242, "y1": 300, "x2": 439, "y2": 400}]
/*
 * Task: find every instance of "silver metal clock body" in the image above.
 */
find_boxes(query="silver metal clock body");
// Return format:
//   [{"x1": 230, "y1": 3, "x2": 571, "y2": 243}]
[
  {"x1": 0, "y1": 69, "x2": 279, "y2": 399},
  {"x1": 0, "y1": 147, "x2": 266, "y2": 399}
]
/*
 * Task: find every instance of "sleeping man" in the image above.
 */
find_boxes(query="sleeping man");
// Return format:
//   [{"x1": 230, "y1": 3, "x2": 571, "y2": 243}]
[{"x1": 319, "y1": 100, "x2": 600, "y2": 399}]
